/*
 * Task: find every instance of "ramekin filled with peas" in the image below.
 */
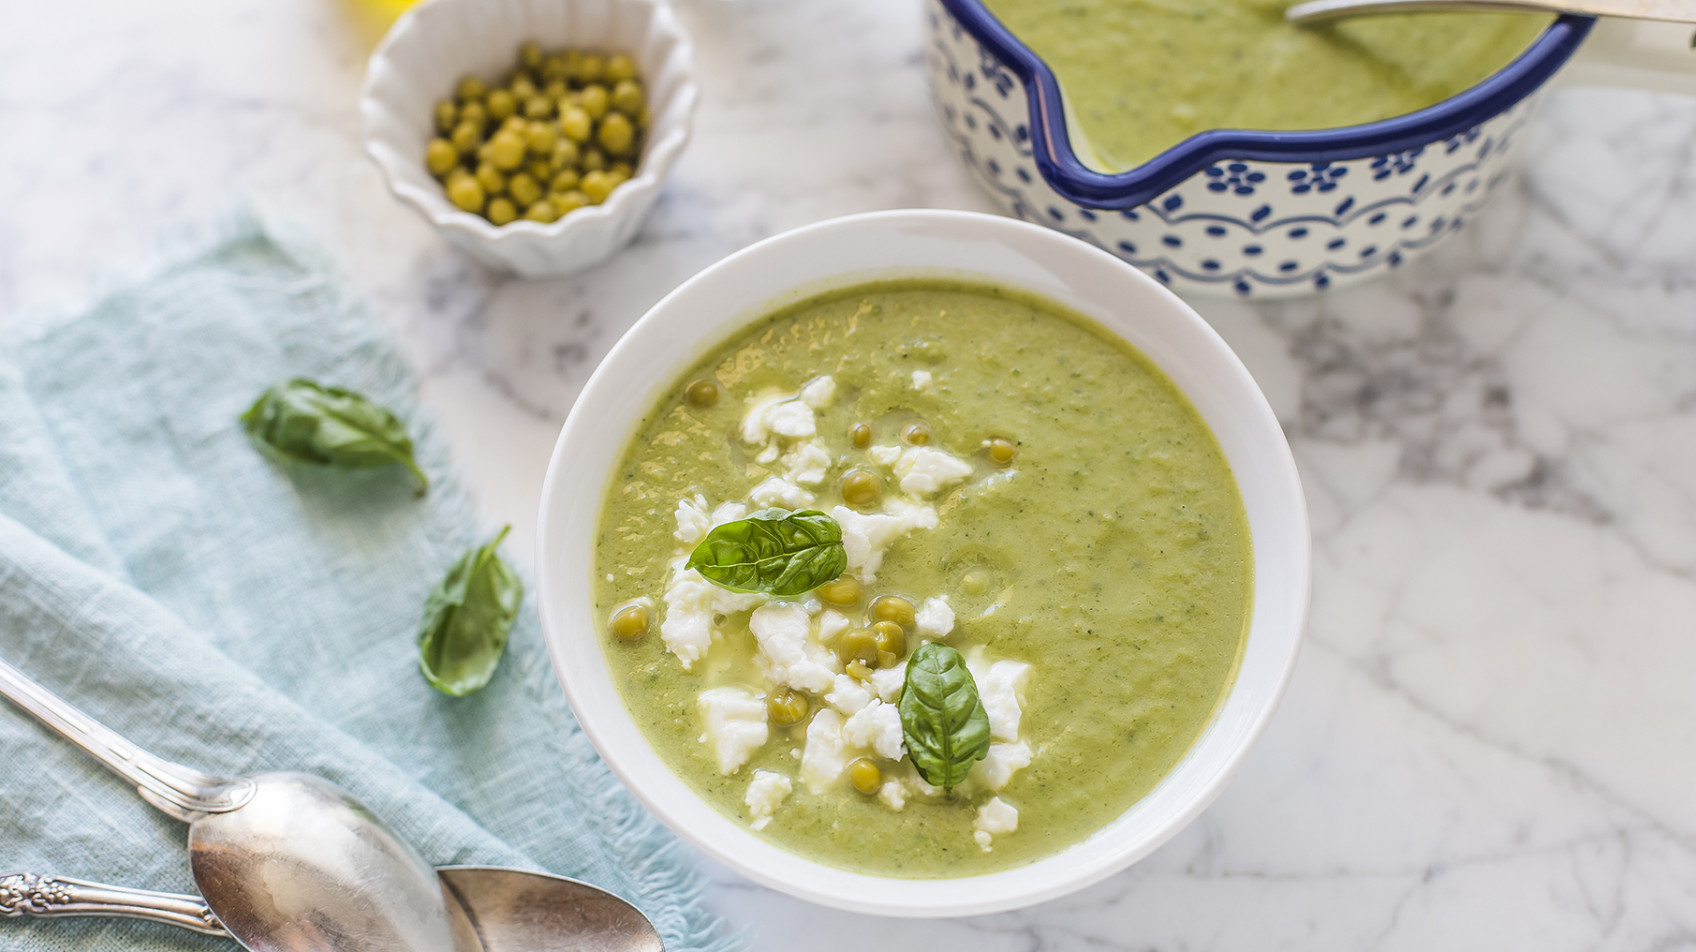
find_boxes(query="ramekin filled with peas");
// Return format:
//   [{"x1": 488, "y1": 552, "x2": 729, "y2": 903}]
[{"x1": 362, "y1": 0, "x2": 697, "y2": 276}]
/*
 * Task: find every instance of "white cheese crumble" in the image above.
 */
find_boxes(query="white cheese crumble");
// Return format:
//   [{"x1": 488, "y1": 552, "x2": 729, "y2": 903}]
[
  {"x1": 973, "y1": 797, "x2": 1019, "y2": 851},
  {"x1": 674, "y1": 494, "x2": 711, "y2": 545},
  {"x1": 867, "y1": 444, "x2": 902, "y2": 467},
  {"x1": 798, "y1": 375, "x2": 837, "y2": 408},
  {"x1": 660, "y1": 560, "x2": 766, "y2": 669},
  {"x1": 740, "y1": 376, "x2": 836, "y2": 457},
  {"x1": 780, "y1": 439, "x2": 832, "y2": 487},
  {"x1": 842, "y1": 699, "x2": 905, "y2": 760},
  {"x1": 868, "y1": 661, "x2": 906, "y2": 703},
  {"x1": 914, "y1": 596, "x2": 955, "y2": 639},
  {"x1": 972, "y1": 658, "x2": 1032, "y2": 742},
  {"x1": 879, "y1": 779, "x2": 908, "y2": 811},
  {"x1": 824, "y1": 673, "x2": 874, "y2": 716},
  {"x1": 745, "y1": 770, "x2": 792, "y2": 831},
  {"x1": 800, "y1": 709, "x2": 850, "y2": 794},
  {"x1": 749, "y1": 476, "x2": 815, "y2": 510},
  {"x1": 710, "y1": 501, "x2": 747, "y2": 527},
  {"x1": 697, "y1": 687, "x2": 768, "y2": 775},
  {"x1": 911, "y1": 370, "x2": 933, "y2": 391},
  {"x1": 893, "y1": 446, "x2": 974, "y2": 497},
  {"x1": 815, "y1": 610, "x2": 851, "y2": 643},
  {"x1": 831, "y1": 502, "x2": 939, "y2": 582},
  {"x1": 969, "y1": 740, "x2": 1033, "y2": 792},
  {"x1": 749, "y1": 603, "x2": 839, "y2": 693}
]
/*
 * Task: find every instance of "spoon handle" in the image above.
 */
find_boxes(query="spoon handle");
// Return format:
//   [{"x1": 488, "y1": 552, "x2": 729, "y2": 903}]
[
  {"x1": 0, "y1": 657, "x2": 254, "y2": 821},
  {"x1": 0, "y1": 872, "x2": 228, "y2": 937},
  {"x1": 1286, "y1": 0, "x2": 1696, "y2": 25}
]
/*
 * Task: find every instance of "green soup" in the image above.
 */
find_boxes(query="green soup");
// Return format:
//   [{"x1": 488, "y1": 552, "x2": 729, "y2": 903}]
[
  {"x1": 593, "y1": 280, "x2": 1252, "y2": 877},
  {"x1": 979, "y1": 0, "x2": 1551, "y2": 170}
]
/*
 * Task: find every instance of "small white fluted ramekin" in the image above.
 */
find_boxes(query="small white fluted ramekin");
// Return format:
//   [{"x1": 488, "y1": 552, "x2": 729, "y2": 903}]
[{"x1": 360, "y1": 0, "x2": 697, "y2": 277}]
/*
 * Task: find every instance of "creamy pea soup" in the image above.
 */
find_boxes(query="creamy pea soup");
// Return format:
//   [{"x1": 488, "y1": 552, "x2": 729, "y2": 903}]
[
  {"x1": 593, "y1": 280, "x2": 1252, "y2": 876},
  {"x1": 980, "y1": 0, "x2": 1551, "y2": 170}
]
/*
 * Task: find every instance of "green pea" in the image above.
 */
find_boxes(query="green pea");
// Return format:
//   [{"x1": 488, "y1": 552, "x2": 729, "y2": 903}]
[
  {"x1": 474, "y1": 161, "x2": 506, "y2": 196},
  {"x1": 554, "y1": 190, "x2": 589, "y2": 215},
  {"x1": 523, "y1": 95, "x2": 553, "y2": 121},
  {"x1": 560, "y1": 107, "x2": 592, "y2": 143},
  {"x1": 459, "y1": 100, "x2": 487, "y2": 131},
  {"x1": 487, "y1": 196, "x2": 518, "y2": 226},
  {"x1": 508, "y1": 172, "x2": 542, "y2": 208},
  {"x1": 836, "y1": 628, "x2": 879, "y2": 667},
  {"x1": 450, "y1": 120, "x2": 482, "y2": 154},
  {"x1": 519, "y1": 40, "x2": 543, "y2": 70},
  {"x1": 542, "y1": 53, "x2": 570, "y2": 81},
  {"x1": 433, "y1": 99, "x2": 458, "y2": 133},
  {"x1": 523, "y1": 198, "x2": 561, "y2": 223},
  {"x1": 870, "y1": 595, "x2": 915, "y2": 628},
  {"x1": 425, "y1": 138, "x2": 459, "y2": 177},
  {"x1": 611, "y1": 78, "x2": 645, "y2": 117},
  {"x1": 579, "y1": 84, "x2": 610, "y2": 120},
  {"x1": 446, "y1": 172, "x2": 484, "y2": 213},
  {"x1": 580, "y1": 170, "x2": 615, "y2": 204},
  {"x1": 767, "y1": 690, "x2": 809, "y2": 726},
  {"x1": 550, "y1": 168, "x2": 581, "y2": 193},
  {"x1": 605, "y1": 54, "x2": 638, "y2": 83},
  {"x1": 580, "y1": 147, "x2": 606, "y2": 172},
  {"x1": 487, "y1": 89, "x2": 516, "y2": 121},
  {"x1": 609, "y1": 603, "x2": 649, "y2": 640},
  {"x1": 488, "y1": 131, "x2": 527, "y2": 170},
  {"x1": 839, "y1": 469, "x2": 881, "y2": 508},
  {"x1": 577, "y1": 53, "x2": 606, "y2": 84},
  {"x1": 527, "y1": 120, "x2": 557, "y2": 156},
  {"x1": 455, "y1": 75, "x2": 487, "y2": 102},
  {"x1": 551, "y1": 138, "x2": 581, "y2": 170},
  {"x1": 986, "y1": 438, "x2": 1017, "y2": 466},
  {"x1": 684, "y1": 379, "x2": 719, "y2": 407},
  {"x1": 510, "y1": 75, "x2": 537, "y2": 100},
  {"x1": 849, "y1": 758, "x2": 882, "y2": 795},
  {"x1": 597, "y1": 111, "x2": 635, "y2": 157},
  {"x1": 817, "y1": 577, "x2": 861, "y2": 606}
]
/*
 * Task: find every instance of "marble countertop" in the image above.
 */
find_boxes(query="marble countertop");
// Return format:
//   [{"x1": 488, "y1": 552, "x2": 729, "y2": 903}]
[{"x1": 4, "y1": 0, "x2": 1694, "y2": 947}]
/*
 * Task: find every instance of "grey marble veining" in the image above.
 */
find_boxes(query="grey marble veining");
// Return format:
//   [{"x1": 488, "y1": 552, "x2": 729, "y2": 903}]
[{"x1": 2, "y1": 0, "x2": 1694, "y2": 948}]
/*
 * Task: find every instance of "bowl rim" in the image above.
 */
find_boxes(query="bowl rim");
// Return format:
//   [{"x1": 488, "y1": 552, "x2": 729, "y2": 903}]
[
  {"x1": 934, "y1": 0, "x2": 1594, "y2": 209},
  {"x1": 357, "y1": 0, "x2": 698, "y2": 249},
  {"x1": 535, "y1": 209, "x2": 1311, "y2": 916}
]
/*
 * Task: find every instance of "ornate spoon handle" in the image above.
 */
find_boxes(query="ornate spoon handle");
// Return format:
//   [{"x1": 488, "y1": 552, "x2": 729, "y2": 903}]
[
  {"x1": 0, "y1": 656, "x2": 254, "y2": 821},
  {"x1": 1287, "y1": 0, "x2": 1696, "y2": 25},
  {"x1": 0, "y1": 873, "x2": 227, "y2": 937}
]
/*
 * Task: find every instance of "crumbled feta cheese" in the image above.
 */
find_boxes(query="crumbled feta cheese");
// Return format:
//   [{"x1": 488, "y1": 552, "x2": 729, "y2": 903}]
[
  {"x1": 825, "y1": 673, "x2": 874, "y2": 716},
  {"x1": 781, "y1": 439, "x2": 833, "y2": 487},
  {"x1": 749, "y1": 476, "x2": 815, "y2": 510},
  {"x1": 868, "y1": 661, "x2": 906, "y2": 703},
  {"x1": 911, "y1": 370, "x2": 933, "y2": 391},
  {"x1": 842, "y1": 699, "x2": 905, "y2": 760},
  {"x1": 867, "y1": 444, "x2": 902, "y2": 467},
  {"x1": 741, "y1": 392, "x2": 818, "y2": 445},
  {"x1": 659, "y1": 571, "x2": 717, "y2": 668},
  {"x1": 745, "y1": 770, "x2": 792, "y2": 831},
  {"x1": 798, "y1": 375, "x2": 837, "y2": 409},
  {"x1": 831, "y1": 503, "x2": 939, "y2": 582},
  {"x1": 969, "y1": 740, "x2": 1032, "y2": 792},
  {"x1": 815, "y1": 610, "x2": 850, "y2": 643},
  {"x1": 800, "y1": 709, "x2": 850, "y2": 793},
  {"x1": 674, "y1": 494, "x2": 711, "y2": 545},
  {"x1": 894, "y1": 446, "x2": 974, "y2": 496},
  {"x1": 973, "y1": 659, "x2": 1032, "y2": 742},
  {"x1": 750, "y1": 603, "x2": 838, "y2": 693},
  {"x1": 914, "y1": 596, "x2": 955, "y2": 639},
  {"x1": 879, "y1": 779, "x2": 908, "y2": 811},
  {"x1": 710, "y1": 502, "x2": 748, "y2": 527},
  {"x1": 697, "y1": 687, "x2": 768, "y2": 775},
  {"x1": 972, "y1": 797, "x2": 1019, "y2": 850}
]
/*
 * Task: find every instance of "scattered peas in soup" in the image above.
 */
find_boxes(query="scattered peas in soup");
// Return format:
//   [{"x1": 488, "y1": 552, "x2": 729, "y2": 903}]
[{"x1": 592, "y1": 280, "x2": 1253, "y2": 876}]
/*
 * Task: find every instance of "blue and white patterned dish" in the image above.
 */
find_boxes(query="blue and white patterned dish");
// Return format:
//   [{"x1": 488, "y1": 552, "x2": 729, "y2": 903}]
[{"x1": 925, "y1": 0, "x2": 1595, "y2": 298}]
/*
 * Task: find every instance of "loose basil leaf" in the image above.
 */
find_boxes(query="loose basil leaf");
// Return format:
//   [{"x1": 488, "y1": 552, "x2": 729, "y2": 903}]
[
  {"x1": 685, "y1": 508, "x2": 847, "y2": 597},
  {"x1": 417, "y1": 525, "x2": 522, "y2": 697},
  {"x1": 898, "y1": 642, "x2": 991, "y2": 788},
  {"x1": 241, "y1": 378, "x2": 428, "y2": 494}
]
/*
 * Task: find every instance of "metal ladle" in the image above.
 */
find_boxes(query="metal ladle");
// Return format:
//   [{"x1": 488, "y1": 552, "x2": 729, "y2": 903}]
[
  {"x1": 0, "y1": 866, "x2": 664, "y2": 952},
  {"x1": 1286, "y1": 0, "x2": 1696, "y2": 25},
  {"x1": 0, "y1": 656, "x2": 456, "y2": 952}
]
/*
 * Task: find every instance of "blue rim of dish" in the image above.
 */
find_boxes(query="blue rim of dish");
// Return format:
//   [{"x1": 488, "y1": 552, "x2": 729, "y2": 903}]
[{"x1": 937, "y1": 0, "x2": 1595, "y2": 209}]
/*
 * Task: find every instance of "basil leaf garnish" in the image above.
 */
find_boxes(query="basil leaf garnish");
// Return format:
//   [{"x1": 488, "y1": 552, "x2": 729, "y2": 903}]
[
  {"x1": 417, "y1": 526, "x2": 522, "y2": 697},
  {"x1": 685, "y1": 508, "x2": 847, "y2": 597},
  {"x1": 241, "y1": 378, "x2": 428, "y2": 494},
  {"x1": 898, "y1": 642, "x2": 991, "y2": 788}
]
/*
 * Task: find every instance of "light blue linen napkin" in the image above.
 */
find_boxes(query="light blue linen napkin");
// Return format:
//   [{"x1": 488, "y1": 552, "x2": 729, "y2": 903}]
[{"x1": 0, "y1": 223, "x2": 736, "y2": 952}]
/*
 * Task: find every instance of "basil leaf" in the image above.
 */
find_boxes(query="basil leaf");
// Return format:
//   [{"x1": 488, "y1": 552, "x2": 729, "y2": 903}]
[
  {"x1": 685, "y1": 508, "x2": 847, "y2": 597},
  {"x1": 417, "y1": 526, "x2": 522, "y2": 697},
  {"x1": 241, "y1": 378, "x2": 428, "y2": 494},
  {"x1": 898, "y1": 642, "x2": 991, "y2": 788}
]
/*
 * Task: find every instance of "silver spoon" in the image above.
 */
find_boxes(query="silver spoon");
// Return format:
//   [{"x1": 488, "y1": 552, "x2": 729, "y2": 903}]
[
  {"x1": 0, "y1": 867, "x2": 664, "y2": 952},
  {"x1": 1286, "y1": 0, "x2": 1696, "y2": 25},
  {"x1": 0, "y1": 657, "x2": 456, "y2": 952}
]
